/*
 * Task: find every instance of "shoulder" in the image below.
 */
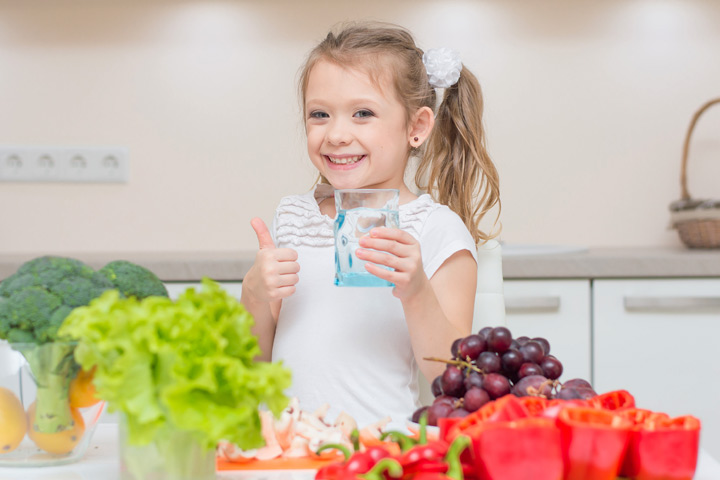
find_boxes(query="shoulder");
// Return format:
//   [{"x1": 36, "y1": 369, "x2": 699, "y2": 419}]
[{"x1": 401, "y1": 194, "x2": 468, "y2": 240}]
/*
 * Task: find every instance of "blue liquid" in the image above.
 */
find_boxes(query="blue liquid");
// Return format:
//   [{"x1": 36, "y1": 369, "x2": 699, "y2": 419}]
[{"x1": 334, "y1": 208, "x2": 398, "y2": 288}]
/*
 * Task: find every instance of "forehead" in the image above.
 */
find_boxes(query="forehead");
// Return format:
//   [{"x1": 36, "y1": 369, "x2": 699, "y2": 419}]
[{"x1": 305, "y1": 58, "x2": 399, "y2": 103}]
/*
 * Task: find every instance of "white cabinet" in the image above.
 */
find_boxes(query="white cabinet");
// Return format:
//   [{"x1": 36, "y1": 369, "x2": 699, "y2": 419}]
[
  {"x1": 164, "y1": 282, "x2": 242, "y2": 300},
  {"x1": 593, "y1": 279, "x2": 720, "y2": 459},
  {"x1": 503, "y1": 280, "x2": 592, "y2": 383}
]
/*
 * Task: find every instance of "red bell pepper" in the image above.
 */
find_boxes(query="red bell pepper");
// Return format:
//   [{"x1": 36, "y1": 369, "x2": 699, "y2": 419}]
[
  {"x1": 448, "y1": 394, "x2": 530, "y2": 440},
  {"x1": 517, "y1": 396, "x2": 550, "y2": 416},
  {"x1": 588, "y1": 389, "x2": 635, "y2": 411},
  {"x1": 315, "y1": 443, "x2": 391, "y2": 480},
  {"x1": 557, "y1": 406, "x2": 632, "y2": 480},
  {"x1": 405, "y1": 435, "x2": 472, "y2": 480},
  {"x1": 467, "y1": 416, "x2": 563, "y2": 480},
  {"x1": 617, "y1": 409, "x2": 700, "y2": 480}
]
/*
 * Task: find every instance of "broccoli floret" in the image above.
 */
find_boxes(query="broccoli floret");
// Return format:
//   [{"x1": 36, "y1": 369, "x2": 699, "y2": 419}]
[
  {"x1": 0, "y1": 255, "x2": 166, "y2": 434},
  {"x1": 98, "y1": 260, "x2": 168, "y2": 299}
]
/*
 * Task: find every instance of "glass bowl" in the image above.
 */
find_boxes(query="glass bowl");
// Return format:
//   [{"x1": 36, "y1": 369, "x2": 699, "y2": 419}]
[{"x1": 0, "y1": 340, "x2": 104, "y2": 467}]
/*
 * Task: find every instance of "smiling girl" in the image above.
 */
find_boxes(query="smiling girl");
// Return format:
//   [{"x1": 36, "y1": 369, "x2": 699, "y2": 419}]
[{"x1": 241, "y1": 21, "x2": 500, "y2": 428}]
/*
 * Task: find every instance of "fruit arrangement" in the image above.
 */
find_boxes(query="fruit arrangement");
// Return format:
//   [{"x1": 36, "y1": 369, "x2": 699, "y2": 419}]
[{"x1": 416, "y1": 326, "x2": 596, "y2": 426}]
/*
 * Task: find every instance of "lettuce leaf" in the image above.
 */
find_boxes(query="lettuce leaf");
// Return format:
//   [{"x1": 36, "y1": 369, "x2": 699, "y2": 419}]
[{"x1": 59, "y1": 278, "x2": 291, "y2": 450}]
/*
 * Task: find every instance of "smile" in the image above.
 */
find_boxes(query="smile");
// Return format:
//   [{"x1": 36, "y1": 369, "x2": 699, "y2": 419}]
[{"x1": 325, "y1": 155, "x2": 365, "y2": 165}]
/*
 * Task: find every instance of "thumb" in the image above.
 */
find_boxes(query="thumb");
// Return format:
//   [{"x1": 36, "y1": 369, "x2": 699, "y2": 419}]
[{"x1": 251, "y1": 217, "x2": 276, "y2": 249}]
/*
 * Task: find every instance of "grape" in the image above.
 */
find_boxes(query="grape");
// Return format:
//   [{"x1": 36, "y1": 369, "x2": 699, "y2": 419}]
[
  {"x1": 518, "y1": 362, "x2": 544, "y2": 379},
  {"x1": 431, "y1": 376, "x2": 444, "y2": 397},
  {"x1": 532, "y1": 337, "x2": 551, "y2": 355},
  {"x1": 540, "y1": 355, "x2": 563, "y2": 380},
  {"x1": 501, "y1": 349, "x2": 524, "y2": 373},
  {"x1": 441, "y1": 365, "x2": 465, "y2": 397},
  {"x1": 451, "y1": 338, "x2": 462, "y2": 358},
  {"x1": 477, "y1": 326, "x2": 493, "y2": 339},
  {"x1": 433, "y1": 394, "x2": 457, "y2": 407},
  {"x1": 562, "y1": 378, "x2": 593, "y2": 390},
  {"x1": 464, "y1": 371, "x2": 484, "y2": 390},
  {"x1": 482, "y1": 373, "x2": 511, "y2": 399},
  {"x1": 448, "y1": 408, "x2": 470, "y2": 418},
  {"x1": 487, "y1": 327, "x2": 513, "y2": 354},
  {"x1": 458, "y1": 334, "x2": 486, "y2": 361},
  {"x1": 476, "y1": 351, "x2": 502, "y2": 373},
  {"x1": 510, "y1": 339, "x2": 520, "y2": 350},
  {"x1": 463, "y1": 387, "x2": 490, "y2": 412},
  {"x1": 512, "y1": 375, "x2": 552, "y2": 398},
  {"x1": 557, "y1": 386, "x2": 596, "y2": 400},
  {"x1": 427, "y1": 402, "x2": 455, "y2": 426},
  {"x1": 515, "y1": 336, "x2": 530, "y2": 346},
  {"x1": 411, "y1": 406, "x2": 428, "y2": 423},
  {"x1": 519, "y1": 341, "x2": 544, "y2": 364}
]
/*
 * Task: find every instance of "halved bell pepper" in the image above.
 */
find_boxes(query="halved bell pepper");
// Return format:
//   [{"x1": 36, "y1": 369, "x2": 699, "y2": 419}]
[
  {"x1": 557, "y1": 406, "x2": 631, "y2": 480},
  {"x1": 467, "y1": 417, "x2": 563, "y2": 480},
  {"x1": 448, "y1": 394, "x2": 530, "y2": 441},
  {"x1": 517, "y1": 396, "x2": 550, "y2": 416},
  {"x1": 617, "y1": 409, "x2": 700, "y2": 480},
  {"x1": 588, "y1": 389, "x2": 635, "y2": 411}
]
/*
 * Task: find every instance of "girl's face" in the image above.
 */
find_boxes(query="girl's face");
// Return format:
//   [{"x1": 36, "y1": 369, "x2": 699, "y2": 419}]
[{"x1": 304, "y1": 60, "x2": 413, "y2": 193}]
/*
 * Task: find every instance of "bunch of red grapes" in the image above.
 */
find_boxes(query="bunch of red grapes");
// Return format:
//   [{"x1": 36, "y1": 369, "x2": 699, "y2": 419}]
[{"x1": 414, "y1": 326, "x2": 597, "y2": 426}]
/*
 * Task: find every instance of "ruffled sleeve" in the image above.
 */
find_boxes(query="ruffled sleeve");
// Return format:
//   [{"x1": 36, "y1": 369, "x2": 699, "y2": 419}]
[{"x1": 273, "y1": 185, "x2": 335, "y2": 248}]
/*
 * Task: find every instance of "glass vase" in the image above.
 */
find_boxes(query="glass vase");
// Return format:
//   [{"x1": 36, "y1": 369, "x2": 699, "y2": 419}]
[
  {"x1": 118, "y1": 414, "x2": 216, "y2": 480},
  {"x1": 0, "y1": 340, "x2": 104, "y2": 467}
]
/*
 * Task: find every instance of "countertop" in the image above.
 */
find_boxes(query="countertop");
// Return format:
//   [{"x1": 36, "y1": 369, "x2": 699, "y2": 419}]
[
  {"x1": 1, "y1": 423, "x2": 719, "y2": 480},
  {"x1": 1, "y1": 247, "x2": 720, "y2": 282}
]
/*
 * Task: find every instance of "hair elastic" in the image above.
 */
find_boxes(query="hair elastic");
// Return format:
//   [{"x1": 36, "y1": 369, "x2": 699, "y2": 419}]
[{"x1": 423, "y1": 47, "x2": 462, "y2": 89}]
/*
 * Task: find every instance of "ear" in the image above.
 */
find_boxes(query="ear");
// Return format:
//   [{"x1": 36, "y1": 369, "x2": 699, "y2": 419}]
[{"x1": 408, "y1": 106, "x2": 435, "y2": 148}]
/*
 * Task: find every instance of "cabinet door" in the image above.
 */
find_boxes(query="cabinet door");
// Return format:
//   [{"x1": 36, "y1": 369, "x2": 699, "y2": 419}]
[
  {"x1": 594, "y1": 279, "x2": 720, "y2": 459},
  {"x1": 504, "y1": 280, "x2": 592, "y2": 383}
]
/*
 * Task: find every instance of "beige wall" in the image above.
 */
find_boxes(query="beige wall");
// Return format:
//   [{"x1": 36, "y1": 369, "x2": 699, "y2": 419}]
[{"x1": 1, "y1": 0, "x2": 719, "y2": 254}]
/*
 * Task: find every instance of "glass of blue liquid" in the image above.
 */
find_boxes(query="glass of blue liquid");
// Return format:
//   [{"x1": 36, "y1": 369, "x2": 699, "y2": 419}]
[{"x1": 334, "y1": 189, "x2": 400, "y2": 287}]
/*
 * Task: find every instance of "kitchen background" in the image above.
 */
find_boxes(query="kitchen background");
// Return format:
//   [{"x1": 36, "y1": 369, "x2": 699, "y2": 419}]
[{"x1": 1, "y1": 0, "x2": 719, "y2": 254}]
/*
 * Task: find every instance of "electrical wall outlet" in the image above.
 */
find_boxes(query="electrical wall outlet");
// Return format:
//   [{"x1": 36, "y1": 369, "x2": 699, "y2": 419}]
[{"x1": 0, "y1": 146, "x2": 129, "y2": 183}]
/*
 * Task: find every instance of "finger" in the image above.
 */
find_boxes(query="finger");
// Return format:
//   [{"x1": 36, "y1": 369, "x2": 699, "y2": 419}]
[
  {"x1": 369, "y1": 227, "x2": 416, "y2": 245},
  {"x1": 251, "y1": 217, "x2": 276, "y2": 249},
  {"x1": 275, "y1": 273, "x2": 299, "y2": 288},
  {"x1": 275, "y1": 260, "x2": 300, "y2": 275},
  {"x1": 358, "y1": 237, "x2": 411, "y2": 257},
  {"x1": 275, "y1": 285, "x2": 296, "y2": 299},
  {"x1": 357, "y1": 248, "x2": 404, "y2": 270},
  {"x1": 272, "y1": 248, "x2": 299, "y2": 262}
]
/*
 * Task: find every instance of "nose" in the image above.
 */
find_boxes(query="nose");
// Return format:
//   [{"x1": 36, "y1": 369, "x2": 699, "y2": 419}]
[{"x1": 326, "y1": 119, "x2": 352, "y2": 146}]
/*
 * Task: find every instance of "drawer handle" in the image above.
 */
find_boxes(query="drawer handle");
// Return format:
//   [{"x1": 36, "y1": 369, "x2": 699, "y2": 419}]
[
  {"x1": 624, "y1": 296, "x2": 720, "y2": 312},
  {"x1": 505, "y1": 296, "x2": 561, "y2": 313}
]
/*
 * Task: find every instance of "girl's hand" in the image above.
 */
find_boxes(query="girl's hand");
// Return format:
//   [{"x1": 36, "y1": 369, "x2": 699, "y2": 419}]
[
  {"x1": 243, "y1": 218, "x2": 300, "y2": 303},
  {"x1": 356, "y1": 227, "x2": 429, "y2": 300}
]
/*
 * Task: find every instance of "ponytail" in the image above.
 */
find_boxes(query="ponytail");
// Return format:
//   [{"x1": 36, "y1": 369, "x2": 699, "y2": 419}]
[{"x1": 416, "y1": 67, "x2": 501, "y2": 244}]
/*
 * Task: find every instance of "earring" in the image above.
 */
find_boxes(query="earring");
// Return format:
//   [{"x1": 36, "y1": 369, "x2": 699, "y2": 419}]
[{"x1": 413, "y1": 137, "x2": 419, "y2": 142}]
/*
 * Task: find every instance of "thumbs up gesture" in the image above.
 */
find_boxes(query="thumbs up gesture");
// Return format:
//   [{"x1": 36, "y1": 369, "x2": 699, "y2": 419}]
[{"x1": 243, "y1": 217, "x2": 300, "y2": 303}]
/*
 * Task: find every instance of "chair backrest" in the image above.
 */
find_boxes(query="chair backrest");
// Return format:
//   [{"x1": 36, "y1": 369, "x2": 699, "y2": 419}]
[{"x1": 473, "y1": 239, "x2": 506, "y2": 331}]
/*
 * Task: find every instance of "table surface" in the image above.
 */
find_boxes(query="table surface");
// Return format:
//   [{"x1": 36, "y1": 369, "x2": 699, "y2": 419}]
[{"x1": 1, "y1": 423, "x2": 719, "y2": 480}]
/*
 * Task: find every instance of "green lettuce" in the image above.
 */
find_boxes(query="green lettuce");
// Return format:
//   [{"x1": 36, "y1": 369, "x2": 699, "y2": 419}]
[{"x1": 58, "y1": 278, "x2": 291, "y2": 451}]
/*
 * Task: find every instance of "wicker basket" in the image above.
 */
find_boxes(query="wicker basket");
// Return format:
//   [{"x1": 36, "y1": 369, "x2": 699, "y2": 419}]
[{"x1": 669, "y1": 97, "x2": 720, "y2": 249}]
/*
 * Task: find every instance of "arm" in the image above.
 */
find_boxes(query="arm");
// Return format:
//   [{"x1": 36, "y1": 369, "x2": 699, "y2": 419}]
[
  {"x1": 242, "y1": 218, "x2": 300, "y2": 362},
  {"x1": 357, "y1": 229, "x2": 476, "y2": 381}
]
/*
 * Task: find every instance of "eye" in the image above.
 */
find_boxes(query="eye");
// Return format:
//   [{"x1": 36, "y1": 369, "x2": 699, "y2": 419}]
[
  {"x1": 354, "y1": 109, "x2": 374, "y2": 118},
  {"x1": 309, "y1": 110, "x2": 329, "y2": 119}
]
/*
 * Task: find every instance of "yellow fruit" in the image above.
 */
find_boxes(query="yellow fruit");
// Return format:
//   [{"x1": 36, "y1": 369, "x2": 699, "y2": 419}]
[
  {"x1": 69, "y1": 367, "x2": 101, "y2": 409},
  {"x1": 0, "y1": 386, "x2": 27, "y2": 453},
  {"x1": 27, "y1": 402, "x2": 85, "y2": 455}
]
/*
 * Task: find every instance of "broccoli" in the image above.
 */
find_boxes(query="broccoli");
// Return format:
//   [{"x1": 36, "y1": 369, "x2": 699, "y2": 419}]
[
  {"x1": 0, "y1": 255, "x2": 169, "y2": 434},
  {"x1": 98, "y1": 260, "x2": 168, "y2": 299}
]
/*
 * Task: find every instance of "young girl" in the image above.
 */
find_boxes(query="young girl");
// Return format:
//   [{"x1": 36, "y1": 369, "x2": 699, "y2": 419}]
[{"x1": 241, "y1": 21, "x2": 500, "y2": 428}]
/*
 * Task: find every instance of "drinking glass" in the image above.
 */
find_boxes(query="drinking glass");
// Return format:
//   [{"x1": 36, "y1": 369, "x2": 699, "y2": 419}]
[{"x1": 334, "y1": 189, "x2": 400, "y2": 287}]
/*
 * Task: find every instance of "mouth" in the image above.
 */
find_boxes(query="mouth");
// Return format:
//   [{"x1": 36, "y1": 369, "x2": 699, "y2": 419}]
[{"x1": 325, "y1": 155, "x2": 365, "y2": 166}]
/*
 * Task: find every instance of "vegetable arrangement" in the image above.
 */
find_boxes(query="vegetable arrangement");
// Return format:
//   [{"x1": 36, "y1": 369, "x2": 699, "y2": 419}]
[
  {"x1": 313, "y1": 391, "x2": 700, "y2": 480},
  {"x1": 58, "y1": 279, "x2": 291, "y2": 463},
  {"x1": 0, "y1": 255, "x2": 167, "y2": 454}
]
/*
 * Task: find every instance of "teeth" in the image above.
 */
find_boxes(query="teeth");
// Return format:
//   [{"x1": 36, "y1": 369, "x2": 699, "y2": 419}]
[{"x1": 328, "y1": 155, "x2": 363, "y2": 165}]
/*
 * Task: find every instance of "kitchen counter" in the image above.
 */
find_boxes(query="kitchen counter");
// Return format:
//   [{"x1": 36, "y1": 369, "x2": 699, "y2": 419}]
[
  {"x1": 1, "y1": 247, "x2": 720, "y2": 282},
  {"x1": 1, "y1": 423, "x2": 719, "y2": 480}
]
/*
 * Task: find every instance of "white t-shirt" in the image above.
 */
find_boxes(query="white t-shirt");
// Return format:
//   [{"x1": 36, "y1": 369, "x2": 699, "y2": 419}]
[{"x1": 270, "y1": 184, "x2": 477, "y2": 429}]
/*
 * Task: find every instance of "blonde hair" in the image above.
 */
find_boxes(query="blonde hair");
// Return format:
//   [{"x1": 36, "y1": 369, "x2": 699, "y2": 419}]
[{"x1": 298, "y1": 21, "x2": 500, "y2": 244}]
